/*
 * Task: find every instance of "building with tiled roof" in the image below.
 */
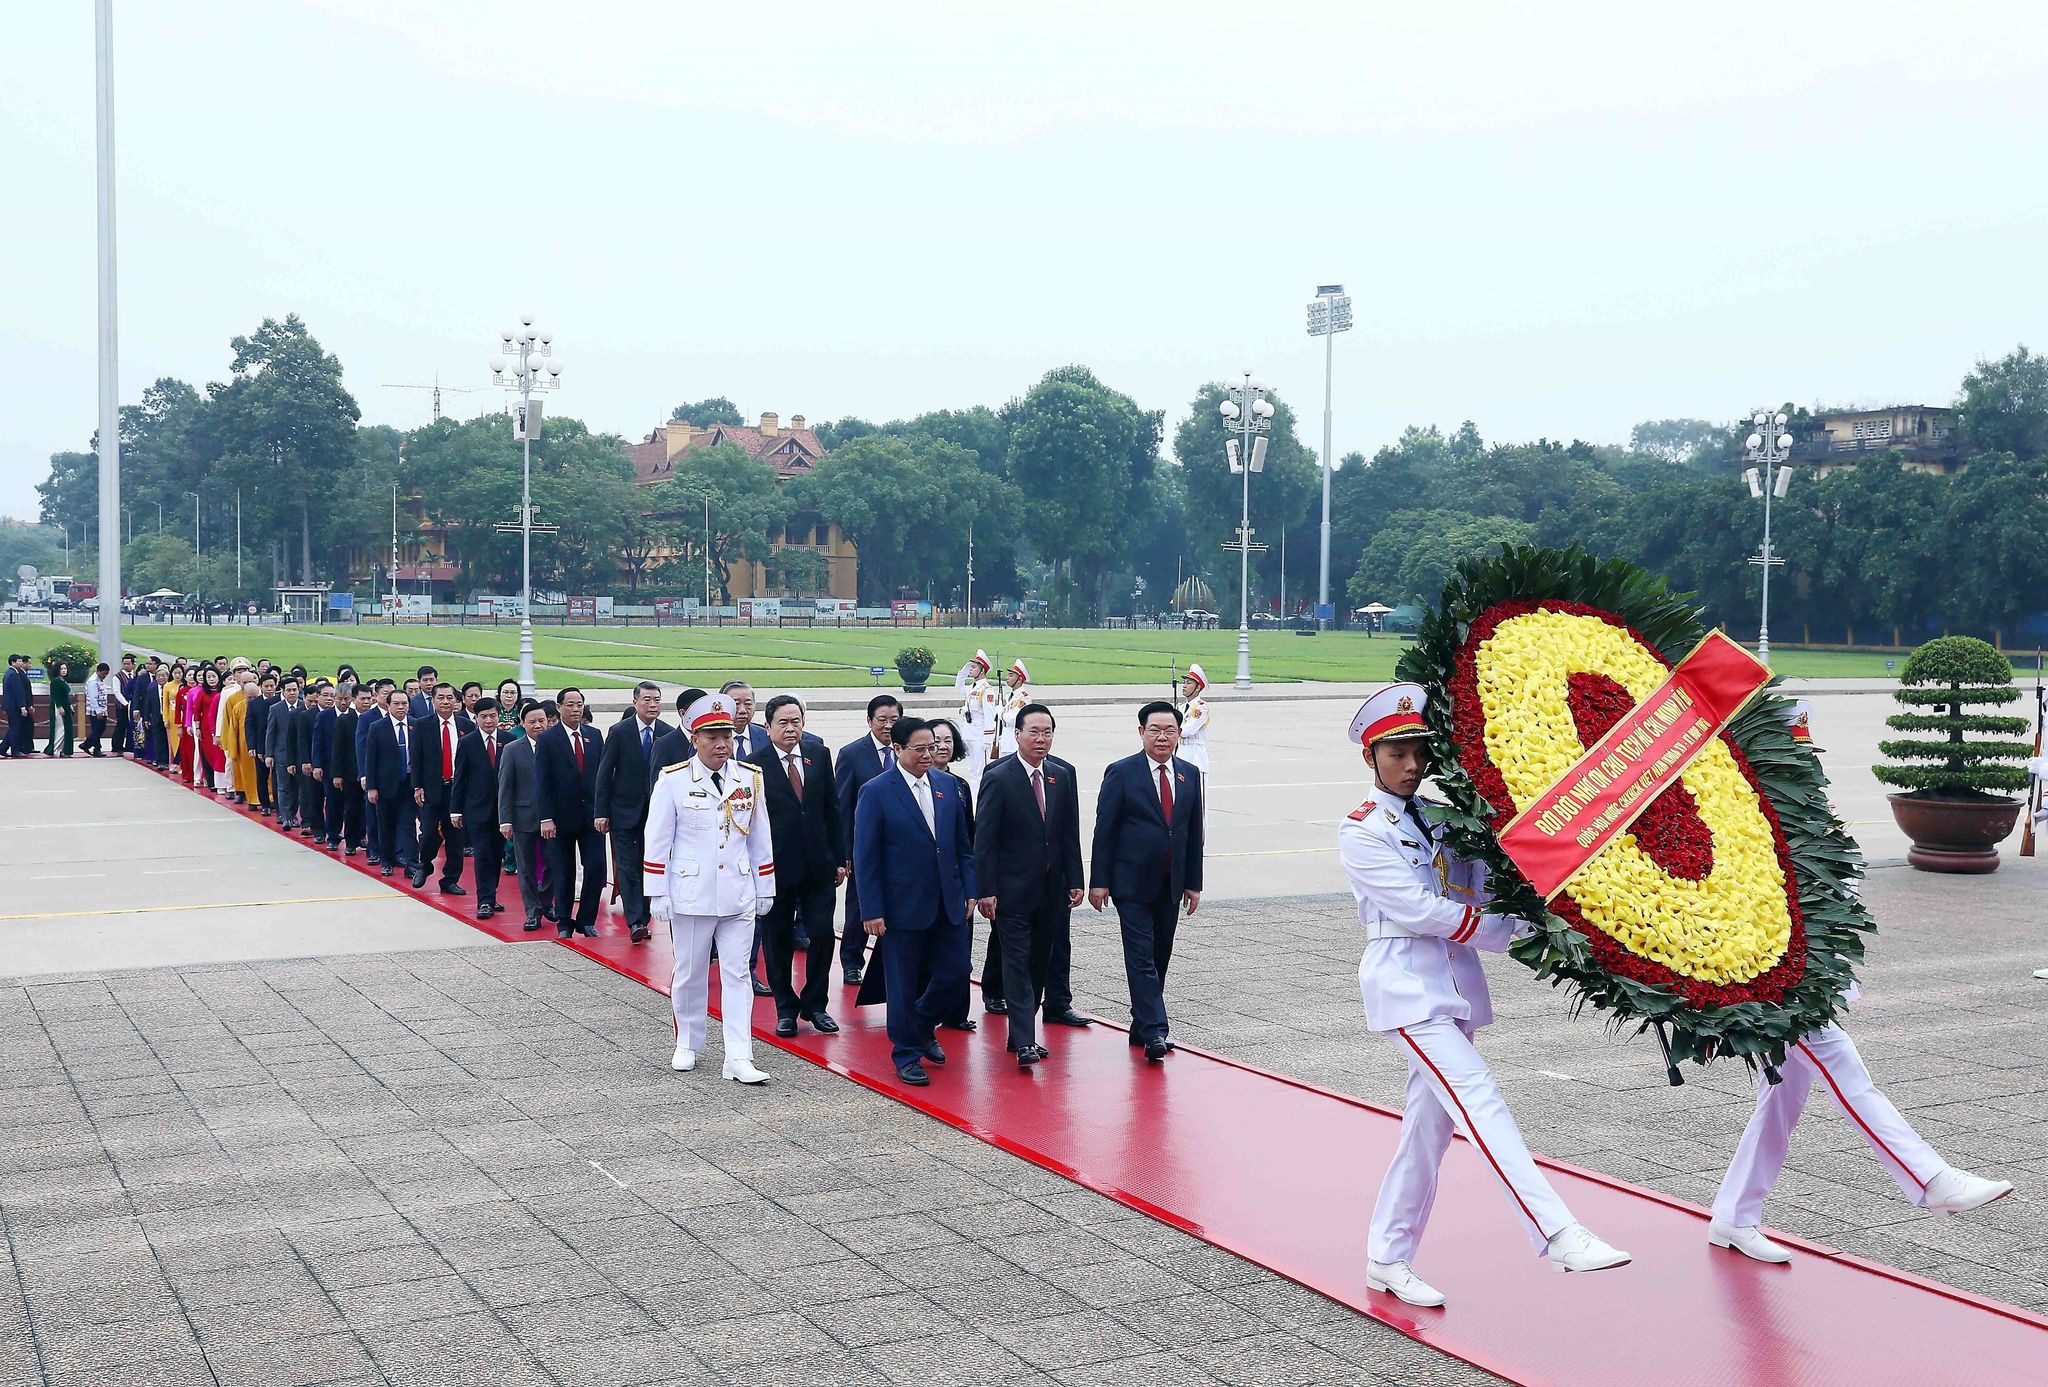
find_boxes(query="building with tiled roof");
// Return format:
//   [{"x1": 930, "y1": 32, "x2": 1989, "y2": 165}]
[{"x1": 629, "y1": 411, "x2": 857, "y2": 600}]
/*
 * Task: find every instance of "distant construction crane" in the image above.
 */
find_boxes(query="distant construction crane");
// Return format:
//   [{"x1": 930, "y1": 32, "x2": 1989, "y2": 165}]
[{"x1": 380, "y1": 374, "x2": 480, "y2": 422}]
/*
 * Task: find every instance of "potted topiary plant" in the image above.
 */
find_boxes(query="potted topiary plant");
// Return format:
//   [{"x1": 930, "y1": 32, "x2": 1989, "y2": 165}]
[
  {"x1": 1874, "y1": 635, "x2": 2032, "y2": 872},
  {"x1": 895, "y1": 645, "x2": 935, "y2": 693}
]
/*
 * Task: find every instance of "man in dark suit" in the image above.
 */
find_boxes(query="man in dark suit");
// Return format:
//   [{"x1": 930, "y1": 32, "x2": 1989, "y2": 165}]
[
  {"x1": 408, "y1": 682, "x2": 468, "y2": 894},
  {"x1": 1089, "y1": 700, "x2": 1205, "y2": 1061},
  {"x1": 133, "y1": 658, "x2": 164, "y2": 766},
  {"x1": 593, "y1": 681, "x2": 673, "y2": 943},
  {"x1": 650, "y1": 687, "x2": 708, "y2": 772},
  {"x1": 2, "y1": 654, "x2": 35, "y2": 758},
  {"x1": 974, "y1": 703, "x2": 1086, "y2": 1065},
  {"x1": 111, "y1": 654, "x2": 137, "y2": 760},
  {"x1": 495, "y1": 700, "x2": 549, "y2": 931},
  {"x1": 536, "y1": 687, "x2": 605, "y2": 937},
  {"x1": 351, "y1": 679, "x2": 389, "y2": 861},
  {"x1": 288, "y1": 679, "x2": 319, "y2": 837},
  {"x1": 853, "y1": 717, "x2": 976, "y2": 1086},
  {"x1": 835, "y1": 694, "x2": 902, "y2": 985},
  {"x1": 308, "y1": 682, "x2": 338, "y2": 847},
  {"x1": 721, "y1": 680, "x2": 772, "y2": 761},
  {"x1": 246, "y1": 669, "x2": 278, "y2": 815},
  {"x1": 363, "y1": 686, "x2": 419, "y2": 878},
  {"x1": 409, "y1": 665, "x2": 438, "y2": 720},
  {"x1": 450, "y1": 701, "x2": 513, "y2": 919},
  {"x1": 325, "y1": 684, "x2": 365, "y2": 854},
  {"x1": 750, "y1": 694, "x2": 844, "y2": 1036}
]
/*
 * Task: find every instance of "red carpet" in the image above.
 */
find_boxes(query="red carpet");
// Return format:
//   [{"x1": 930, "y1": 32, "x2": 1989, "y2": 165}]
[{"x1": 158, "y1": 762, "x2": 2048, "y2": 1386}]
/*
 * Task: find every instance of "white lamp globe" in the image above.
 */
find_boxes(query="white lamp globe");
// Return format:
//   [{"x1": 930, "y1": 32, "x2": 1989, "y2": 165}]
[
  {"x1": 1746, "y1": 432, "x2": 1764, "y2": 452},
  {"x1": 1219, "y1": 400, "x2": 1241, "y2": 420},
  {"x1": 545, "y1": 357, "x2": 563, "y2": 376},
  {"x1": 1773, "y1": 412, "x2": 1788, "y2": 427},
  {"x1": 489, "y1": 356, "x2": 507, "y2": 374}
]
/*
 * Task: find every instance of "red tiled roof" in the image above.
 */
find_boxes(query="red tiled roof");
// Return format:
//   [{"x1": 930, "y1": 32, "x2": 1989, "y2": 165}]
[{"x1": 629, "y1": 422, "x2": 829, "y2": 487}]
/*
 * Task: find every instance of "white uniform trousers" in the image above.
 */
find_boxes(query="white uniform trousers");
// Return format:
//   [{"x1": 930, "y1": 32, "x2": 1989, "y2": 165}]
[
  {"x1": 1369, "y1": 1016, "x2": 1575, "y2": 1264},
  {"x1": 668, "y1": 911, "x2": 757, "y2": 1061},
  {"x1": 1712, "y1": 1023, "x2": 1944, "y2": 1227}
]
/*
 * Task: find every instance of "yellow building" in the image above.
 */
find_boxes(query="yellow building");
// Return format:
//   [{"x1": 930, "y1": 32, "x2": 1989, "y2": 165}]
[
  {"x1": 1809, "y1": 405, "x2": 1964, "y2": 478},
  {"x1": 628, "y1": 411, "x2": 859, "y2": 600}
]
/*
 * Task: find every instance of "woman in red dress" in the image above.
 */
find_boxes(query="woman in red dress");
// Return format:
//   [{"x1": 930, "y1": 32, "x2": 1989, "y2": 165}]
[{"x1": 193, "y1": 665, "x2": 226, "y2": 793}]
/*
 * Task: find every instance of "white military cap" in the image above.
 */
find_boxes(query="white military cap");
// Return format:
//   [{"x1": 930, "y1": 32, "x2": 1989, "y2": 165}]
[
  {"x1": 970, "y1": 649, "x2": 992, "y2": 673},
  {"x1": 1349, "y1": 682, "x2": 1431, "y2": 747},
  {"x1": 1785, "y1": 698, "x2": 1819, "y2": 749},
  {"x1": 1184, "y1": 662, "x2": 1207, "y2": 692},
  {"x1": 684, "y1": 693, "x2": 737, "y2": 734}
]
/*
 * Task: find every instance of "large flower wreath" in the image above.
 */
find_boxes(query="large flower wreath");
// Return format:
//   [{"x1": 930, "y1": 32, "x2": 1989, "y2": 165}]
[{"x1": 1397, "y1": 544, "x2": 1873, "y2": 1072}]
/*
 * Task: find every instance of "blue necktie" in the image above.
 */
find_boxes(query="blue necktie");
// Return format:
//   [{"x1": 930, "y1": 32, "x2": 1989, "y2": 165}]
[
  {"x1": 396, "y1": 725, "x2": 408, "y2": 775},
  {"x1": 642, "y1": 724, "x2": 653, "y2": 762}
]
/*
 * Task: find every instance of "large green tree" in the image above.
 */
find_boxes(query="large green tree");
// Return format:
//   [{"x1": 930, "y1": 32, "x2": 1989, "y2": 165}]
[
  {"x1": 1957, "y1": 346, "x2": 2048, "y2": 462},
  {"x1": 660, "y1": 441, "x2": 786, "y2": 602},
  {"x1": 1346, "y1": 509, "x2": 1536, "y2": 610},
  {"x1": 669, "y1": 397, "x2": 745, "y2": 427},
  {"x1": 790, "y1": 433, "x2": 1016, "y2": 603}
]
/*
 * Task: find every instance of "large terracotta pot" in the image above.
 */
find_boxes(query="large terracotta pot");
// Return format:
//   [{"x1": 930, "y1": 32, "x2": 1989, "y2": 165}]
[{"x1": 1887, "y1": 793, "x2": 2023, "y2": 873}]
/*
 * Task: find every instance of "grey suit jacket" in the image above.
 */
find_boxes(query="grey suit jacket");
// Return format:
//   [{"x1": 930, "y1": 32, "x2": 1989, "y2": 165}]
[
  {"x1": 265, "y1": 699, "x2": 300, "y2": 765},
  {"x1": 496, "y1": 735, "x2": 542, "y2": 834}
]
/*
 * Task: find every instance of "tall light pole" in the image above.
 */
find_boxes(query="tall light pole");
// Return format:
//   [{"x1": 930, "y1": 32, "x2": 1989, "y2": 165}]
[
  {"x1": 489, "y1": 316, "x2": 561, "y2": 687},
  {"x1": 1743, "y1": 409, "x2": 1796, "y2": 665},
  {"x1": 93, "y1": 0, "x2": 123, "y2": 666},
  {"x1": 1306, "y1": 285, "x2": 1351, "y2": 632},
  {"x1": 1219, "y1": 370, "x2": 1274, "y2": 689}
]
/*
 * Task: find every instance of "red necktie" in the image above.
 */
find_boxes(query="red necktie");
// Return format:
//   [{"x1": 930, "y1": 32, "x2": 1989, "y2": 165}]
[
  {"x1": 1032, "y1": 767, "x2": 1046, "y2": 818},
  {"x1": 787, "y1": 753, "x2": 803, "y2": 800},
  {"x1": 1158, "y1": 763, "x2": 1173, "y2": 822},
  {"x1": 572, "y1": 731, "x2": 584, "y2": 775},
  {"x1": 487, "y1": 738, "x2": 497, "y2": 769},
  {"x1": 442, "y1": 721, "x2": 454, "y2": 781}
]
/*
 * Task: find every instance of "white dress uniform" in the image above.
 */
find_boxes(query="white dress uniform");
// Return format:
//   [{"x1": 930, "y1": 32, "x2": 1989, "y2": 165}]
[
  {"x1": 645, "y1": 695, "x2": 776, "y2": 1079},
  {"x1": 1176, "y1": 663, "x2": 1211, "y2": 788},
  {"x1": 1708, "y1": 702, "x2": 2010, "y2": 1259},
  {"x1": 954, "y1": 651, "x2": 1000, "y2": 788},
  {"x1": 995, "y1": 659, "x2": 1032, "y2": 760},
  {"x1": 1344, "y1": 684, "x2": 1625, "y2": 1301}
]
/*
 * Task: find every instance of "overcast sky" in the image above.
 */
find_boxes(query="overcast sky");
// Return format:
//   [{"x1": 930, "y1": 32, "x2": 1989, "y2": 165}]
[{"x1": 5, "y1": 1, "x2": 2046, "y2": 520}]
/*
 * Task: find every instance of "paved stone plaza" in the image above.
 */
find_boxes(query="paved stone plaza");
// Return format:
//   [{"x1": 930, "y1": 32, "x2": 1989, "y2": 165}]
[{"x1": 1, "y1": 709, "x2": 2042, "y2": 1386}]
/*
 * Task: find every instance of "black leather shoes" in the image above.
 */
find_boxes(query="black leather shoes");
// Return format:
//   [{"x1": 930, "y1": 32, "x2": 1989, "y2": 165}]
[
  {"x1": 1016, "y1": 1044, "x2": 1048, "y2": 1067},
  {"x1": 774, "y1": 1017, "x2": 799, "y2": 1037},
  {"x1": 629, "y1": 925, "x2": 649, "y2": 943},
  {"x1": 522, "y1": 919, "x2": 542, "y2": 932},
  {"x1": 922, "y1": 1040, "x2": 947, "y2": 1065},
  {"x1": 1128, "y1": 1034, "x2": 1176, "y2": 1050},
  {"x1": 983, "y1": 998, "x2": 1009, "y2": 1015},
  {"x1": 843, "y1": 967, "x2": 864, "y2": 986},
  {"x1": 441, "y1": 882, "x2": 467, "y2": 896},
  {"x1": 1144, "y1": 1040, "x2": 1170, "y2": 1061},
  {"x1": 806, "y1": 1012, "x2": 839, "y2": 1034},
  {"x1": 575, "y1": 922, "x2": 596, "y2": 938},
  {"x1": 476, "y1": 903, "x2": 493, "y2": 919},
  {"x1": 1044, "y1": 1009, "x2": 1092, "y2": 1028},
  {"x1": 409, "y1": 871, "x2": 429, "y2": 889},
  {"x1": 941, "y1": 1017, "x2": 978, "y2": 1032},
  {"x1": 896, "y1": 1061, "x2": 929, "y2": 1087},
  {"x1": 751, "y1": 976, "x2": 772, "y2": 997},
  {"x1": 381, "y1": 866, "x2": 395, "y2": 877}
]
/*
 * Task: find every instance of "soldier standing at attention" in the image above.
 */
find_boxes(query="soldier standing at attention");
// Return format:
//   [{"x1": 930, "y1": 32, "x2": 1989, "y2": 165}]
[
  {"x1": 1343, "y1": 683, "x2": 1630, "y2": 1309},
  {"x1": 953, "y1": 649, "x2": 1000, "y2": 787},
  {"x1": 1175, "y1": 663, "x2": 1210, "y2": 797},
  {"x1": 995, "y1": 658, "x2": 1032, "y2": 760},
  {"x1": 644, "y1": 694, "x2": 775, "y2": 1086}
]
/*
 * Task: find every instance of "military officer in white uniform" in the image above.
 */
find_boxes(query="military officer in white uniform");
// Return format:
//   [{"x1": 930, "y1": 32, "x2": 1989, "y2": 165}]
[
  {"x1": 646, "y1": 694, "x2": 775, "y2": 1085},
  {"x1": 1707, "y1": 700, "x2": 2012, "y2": 1261},
  {"x1": 1343, "y1": 682, "x2": 1630, "y2": 1308},
  {"x1": 1176, "y1": 663, "x2": 1211, "y2": 793},
  {"x1": 995, "y1": 658, "x2": 1032, "y2": 760},
  {"x1": 954, "y1": 649, "x2": 1000, "y2": 787}
]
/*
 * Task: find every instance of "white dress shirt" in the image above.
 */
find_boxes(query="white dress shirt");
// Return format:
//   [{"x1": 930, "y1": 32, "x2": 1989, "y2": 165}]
[{"x1": 898, "y1": 764, "x2": 935, "y2": 835}]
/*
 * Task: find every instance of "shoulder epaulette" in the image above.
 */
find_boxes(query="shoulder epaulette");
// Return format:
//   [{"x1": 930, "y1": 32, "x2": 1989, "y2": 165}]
[
  {"x1": 659, "y1": 760, "x2": 689, "y2": 775},
  {"x1": 1347, "y1": 797, "x2": 1377, "y2": 822}
]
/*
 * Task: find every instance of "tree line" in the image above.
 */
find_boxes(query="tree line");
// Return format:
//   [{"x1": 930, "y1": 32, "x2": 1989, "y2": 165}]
[{"x1": 30, "y1": 316, "x2": 2048, "y2": 643}]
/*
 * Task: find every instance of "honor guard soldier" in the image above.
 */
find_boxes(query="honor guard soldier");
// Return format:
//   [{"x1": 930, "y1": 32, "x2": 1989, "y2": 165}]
[
  {"x1": 995, "y1": 658, "x2": 1032, "y2": 759},
  {"x1": 1343, "y1": 683, "x2": 1630, "y2": 1308},
  {"x1": 1176, "y1": 663, "x2": 1211, "y2": 794},
  {"x1": 954, "y1": 649, "x2": 1001, "y2": 786},
  {"x1": 645, "y1": 694, "x2": 775, "y2": 1085},
  {"x1": 1707, "y1": 700, "x2": 2012, "y2": 1262}
]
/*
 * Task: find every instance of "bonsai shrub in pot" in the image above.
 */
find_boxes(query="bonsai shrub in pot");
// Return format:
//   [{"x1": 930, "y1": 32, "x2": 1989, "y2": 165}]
[
  {"x1": 895, "y1": 645, "x2": 935, "y2": 693},
  {"x1": 1874, "y1": 635, "x2": 2031, "y2": 872}
]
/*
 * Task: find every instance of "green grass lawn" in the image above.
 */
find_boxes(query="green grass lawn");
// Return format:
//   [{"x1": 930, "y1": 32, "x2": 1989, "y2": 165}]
[{"x1": 109, "y1": 620, "x2": 1939, "y2": 691}]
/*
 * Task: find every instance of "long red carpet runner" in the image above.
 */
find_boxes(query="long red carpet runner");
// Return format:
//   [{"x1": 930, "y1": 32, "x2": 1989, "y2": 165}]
[{"x1": 166, "y1": 767, "x2": 2047, "y2": 1386}]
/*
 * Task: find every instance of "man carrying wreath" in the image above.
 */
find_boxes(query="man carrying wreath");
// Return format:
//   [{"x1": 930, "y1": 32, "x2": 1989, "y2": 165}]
[{"x1": 1342, "y1": 682, "x2": 1632, "y2": 1308}]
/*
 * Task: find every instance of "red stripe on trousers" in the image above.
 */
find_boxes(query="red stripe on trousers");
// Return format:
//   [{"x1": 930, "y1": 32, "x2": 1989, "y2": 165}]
[
  {"x1": 1795, "y1": 1038, "x2": 1930, "y2": 1192},
  {"x1": 1398, "y1": 1027, "x2": 1557, "y2": 1245}
]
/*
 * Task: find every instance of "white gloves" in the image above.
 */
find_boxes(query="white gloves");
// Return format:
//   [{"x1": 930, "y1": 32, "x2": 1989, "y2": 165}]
[{"x1": 649, "y1": 899, "x2": 672, "y2": 926}]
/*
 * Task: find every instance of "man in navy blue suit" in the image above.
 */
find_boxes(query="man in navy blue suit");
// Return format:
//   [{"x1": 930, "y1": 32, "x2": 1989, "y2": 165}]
[
  {"x1": 1089, "y1": 700, "x2": 1204, "y2": 1061},
  {"x1": 363, "y1": 686, "x2": 419, "y2": 878},
  {"x1": 721, "y1": 680, "x2": 773, "y2": 761},
  {"x1": 409, "y1": 682, "x2": 468, "y2": 894},
  {"x1": 536, "y1": 686, "x2": 606, "y2": 937},
  {"x1": 2, "y1": 654, "x2": 35, "y2": 758},
  {"x1": 853, "y1": 717, "x2": 976, "y2": 1086},
  {"x1": 835, "y1": 694, "x2": 902, "y2": 985}
]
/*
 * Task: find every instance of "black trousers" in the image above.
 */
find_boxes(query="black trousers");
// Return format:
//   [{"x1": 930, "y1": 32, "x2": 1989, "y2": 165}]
[
  {"x1": 467, "y1": 820, "x2": 503, "y2": 907},
  {"x1": 512, "y1": 829, "x2": 546, "y2": 924},
  {"x1": 84, "y1": 714, "x2": 106, "y2": 754},
  {"x1": 373, "y1": 795, "x2": 418, "y2": 871},
  {"x1": 995, "y1": 899, "x2": 1069, "y2": 1051},
  {"x1": 548, "y1": 823, "x2": 605, "y2": 928},
  {"x1": 839, "y1": 869, "x2": 870, "y2": 970},
  {"x1": 761, "y1": 876, "x2": 836, "y2": 1019},
  {"x1": 255, "y1": 758, "x2": 273, "y2": 813},
  {"x1": 334, "y1": 781, "x2": 364, "y2": 851},
  {"x1": 1115, "y1": 892, "x2": 1180, "y2": 1045},
  {"x1": 415, "y1": 797, "x2": 464, "y2": 888},
  {"x1": 111, "y1": 705, "x2": 130, "y2": 755},
  {"x1": 980, "y1": 910, "x2": 1073, "y2": 1014},
  {"x1": 610, "y1": 826, "x2": 648, "y2": 928},
  {"x1": 301, "y1": 771, "x2": 326, "y2": 839}
]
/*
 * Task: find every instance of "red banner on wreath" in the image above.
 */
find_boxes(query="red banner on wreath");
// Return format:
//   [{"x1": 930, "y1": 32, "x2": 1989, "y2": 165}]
[{"x1": 1497, "y1": 631, "x2": 1772, "y2": 900}]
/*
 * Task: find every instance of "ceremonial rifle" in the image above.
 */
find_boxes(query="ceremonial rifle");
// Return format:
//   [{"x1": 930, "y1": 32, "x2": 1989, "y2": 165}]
[{"x1": 2023, "y1": 648, "x2": 2043, "y2": 858}]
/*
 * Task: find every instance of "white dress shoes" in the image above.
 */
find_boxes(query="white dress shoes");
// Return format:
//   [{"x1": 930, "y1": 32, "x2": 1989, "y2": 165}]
[
  {"x1": 671, "y1": 1046, "x2": 697, "y2": 1072},
  {"x1": 1924, "y1": 1167, "x2": 2013, "y2": 1216},
  {"x1": 1546, "y1": 1223, "x2": 1632, "y2": 1273},
  {"x1": 1708, "y1": 1218, "x2": 1792, "y2": 1263},
  {"x1": 1365, "y1": 1259, "x2": 1446, "y2": 1308},
  {"x1": 724, "y1": 1057, "x2": 772, "y2": 1085}
]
